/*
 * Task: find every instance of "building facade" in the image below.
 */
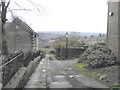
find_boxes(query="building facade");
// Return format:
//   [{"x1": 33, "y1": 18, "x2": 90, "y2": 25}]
[
  {"x1": 4, "y1": 17, "x2": 39, "y2": 54},
  {"x1": 0, "y1": 20, "x2": 2, "y2": 56},
  {"x1": 107, "y1": 0, "x2": 120, "y2": 57}
]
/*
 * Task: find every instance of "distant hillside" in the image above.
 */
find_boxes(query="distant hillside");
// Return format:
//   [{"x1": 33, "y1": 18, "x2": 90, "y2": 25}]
[
  {"x1": 38, "y1": 32, "x2": 61, "y2": 41},
  {"x1": 37, "y1": 32, "x2": 64, "y2": 44},
  {"x1": 37, "y1": 31, "x2": 106, "y2": 46},
  {"x1": 37, "y1": 31, "x2": 106, "y2": 36}
]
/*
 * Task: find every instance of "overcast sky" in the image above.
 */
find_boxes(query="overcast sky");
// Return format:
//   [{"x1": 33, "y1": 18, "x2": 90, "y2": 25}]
[{"x1": 7, "y1": 0, "x2": 108, "y2": 33}]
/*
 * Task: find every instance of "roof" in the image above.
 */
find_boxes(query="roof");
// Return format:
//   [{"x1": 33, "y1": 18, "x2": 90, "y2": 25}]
[{"x1": 13, "y1": 17, "x2": 39, "y2": 36}]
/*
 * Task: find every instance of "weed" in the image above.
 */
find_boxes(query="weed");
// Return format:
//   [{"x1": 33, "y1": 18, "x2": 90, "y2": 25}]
[
  {"x1": 74, "y1": 63, "x2": 99, "y2": 79},
  {"x1": 110, "y1": 84, "x2": 120, "y2": 89}
]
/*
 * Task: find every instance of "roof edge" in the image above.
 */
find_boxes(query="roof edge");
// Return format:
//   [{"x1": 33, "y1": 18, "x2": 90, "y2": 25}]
[
  {"x1": 14, "y1": 17, "x2": 39, "y2": 36},
  {"x1": 109, "y1": 0, "x2": 120, "y2": 2}
]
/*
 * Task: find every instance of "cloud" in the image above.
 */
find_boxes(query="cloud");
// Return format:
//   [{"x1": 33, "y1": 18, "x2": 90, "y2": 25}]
[{"x1": 8, "y1": 0, "x2": 108, "y2": 33}]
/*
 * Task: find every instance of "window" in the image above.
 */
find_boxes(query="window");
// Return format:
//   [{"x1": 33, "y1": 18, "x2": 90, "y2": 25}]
[{"x1": 109, "y1": 12, "x2": 113, "y2": 16}]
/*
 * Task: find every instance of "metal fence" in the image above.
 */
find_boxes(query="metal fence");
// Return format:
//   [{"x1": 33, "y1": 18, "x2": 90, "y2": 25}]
[
  {"x1": 0, "y1": 50, "x2": 43, "y2": 86},
  {"x1": 23, "y1": 50, "x2": 42, "y2": 67},
  {"x1": 1, "y1": 51, "x2": 24, "y2": 86}
]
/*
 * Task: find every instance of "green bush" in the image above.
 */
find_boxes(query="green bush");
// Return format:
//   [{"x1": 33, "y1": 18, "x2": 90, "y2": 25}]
[{"x1": 95, "y1": 42, "x2": 106, "y2": 46}]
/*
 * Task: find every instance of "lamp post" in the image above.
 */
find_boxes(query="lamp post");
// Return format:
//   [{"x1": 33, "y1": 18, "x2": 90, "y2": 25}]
[
  {"x1": 1, "y1": 0, "x2": 10, "y2": 56},
  {"x1": 65, "y1": 32, "x2": 68, "y2": 59}
]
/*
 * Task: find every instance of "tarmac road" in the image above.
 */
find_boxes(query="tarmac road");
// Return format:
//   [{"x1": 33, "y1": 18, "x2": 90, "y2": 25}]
[
  {"x1": 48, "y1": 54, "x2": 109, "y2": 89},
  {"x1": 24, "y1": 54, "x2": 109, "y2": 89}
]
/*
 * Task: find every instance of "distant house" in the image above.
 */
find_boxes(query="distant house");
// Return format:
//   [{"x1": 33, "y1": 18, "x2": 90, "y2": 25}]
[
  {"x1": 79, "y1": 35, "x2": 106, "y2": 45},
  {"x1": 5, "y1": 17, "x2": 39, "y2": 54}
]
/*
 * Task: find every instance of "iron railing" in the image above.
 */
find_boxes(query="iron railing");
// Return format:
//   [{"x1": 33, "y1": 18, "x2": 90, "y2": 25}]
[
  {"x1": 0, "y1": 50, "x2": 43, "y2": 86},
  {"x1": 23, "y1": 50, "x2": 42, "y2": 67},
  {"x1": 1, "y1": 51, "x2": 24, "y2": 86}
]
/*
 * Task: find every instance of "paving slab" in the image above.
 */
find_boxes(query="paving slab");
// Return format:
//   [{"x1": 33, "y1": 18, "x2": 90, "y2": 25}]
[
  {"x1": 24, "y1": 58, "x2": 48, "y2": 88},
  {"x1": 50, "y1": 81, "x2": 72, "y2": 88}
]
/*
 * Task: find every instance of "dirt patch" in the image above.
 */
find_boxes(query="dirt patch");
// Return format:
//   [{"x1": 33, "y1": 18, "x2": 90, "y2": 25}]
[
  {"x1": 76, "y1": 44, "x2": 119, "y2": 88},
  {"x1": 74, "y1": 63, "x2": 118, "y2": 88},
  {"x1": 88, "y1": 65, "x2": 118, "y2": 86}
]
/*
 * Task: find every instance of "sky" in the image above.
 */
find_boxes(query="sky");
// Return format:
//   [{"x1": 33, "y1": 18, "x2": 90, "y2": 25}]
[{"x1": 7, "y1": 0, "x2": 108, "y2": 33}]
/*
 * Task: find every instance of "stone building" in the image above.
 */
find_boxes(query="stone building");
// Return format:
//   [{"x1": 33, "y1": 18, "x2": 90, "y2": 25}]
[
  {"x1": 0, "y1": 20, "x2": 1, "y2": 56},
  {"x1": 4, "y1": 17, "x2": 39, "y2": 54},
  {"x1": 107, "y1": 0, "x2": 120, "y2": 57}
]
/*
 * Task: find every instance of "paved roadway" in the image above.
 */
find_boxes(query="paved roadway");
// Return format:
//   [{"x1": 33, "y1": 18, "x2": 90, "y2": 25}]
[{"x1": 24, "y1": 54, "x2": 109, "y2": 89}]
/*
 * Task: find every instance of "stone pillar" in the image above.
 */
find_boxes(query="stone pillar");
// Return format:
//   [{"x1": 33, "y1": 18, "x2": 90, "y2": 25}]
[{"x1": 107, "y1": 0, "x2": 120, "y2": 57}]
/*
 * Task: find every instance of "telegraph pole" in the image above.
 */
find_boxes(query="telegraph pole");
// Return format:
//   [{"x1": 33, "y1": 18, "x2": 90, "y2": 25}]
[{"x1": 1, "y1": 0, "x2": 10, "y2": 56}]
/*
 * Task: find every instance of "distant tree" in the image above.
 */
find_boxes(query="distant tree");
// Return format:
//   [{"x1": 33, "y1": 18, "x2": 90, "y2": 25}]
[
  {"x1": 53, "y1": 37, "x2": 85, "y2": 49},
  {"x1": 91, "y1": 35, "x2": 94, "y2": 37},
  {"x1": 69, "y1": 32, "x2": 80, "y2": 39},
  {"x1": 68, "y1": 38, "x2": 84, "y2": 48},
  {"x1": 53, "y1": 41, "x2": 66, "y2": 49}
]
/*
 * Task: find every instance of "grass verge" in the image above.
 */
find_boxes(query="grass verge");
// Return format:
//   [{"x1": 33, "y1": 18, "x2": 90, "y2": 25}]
[
  {"x1": 74, "y1": 63, "x2": 100, "y2": 79},
  {"x1": 74, "y1": 63, "x2": 120, "y2": 89}
]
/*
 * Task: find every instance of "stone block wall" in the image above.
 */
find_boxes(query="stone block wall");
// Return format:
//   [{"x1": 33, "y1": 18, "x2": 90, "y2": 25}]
[
  {"x1": 107, "y1": 0, "x2": 120, "y2": 57},
  {"x1": 5, "y1": 20, "x2": 33, "y2": 54},
  {"x1": 0, "y1": 11, "x2": 1, "y2": 54},
  {"x1": 56, "y1": 48, "x2": 85, "y2": 59}
]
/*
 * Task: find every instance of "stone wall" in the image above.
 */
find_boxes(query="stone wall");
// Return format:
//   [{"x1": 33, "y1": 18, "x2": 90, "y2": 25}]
[
  {"x1": 0, "y1": 8, "x2": 1, "y2": 54},
  {"x1": 4, "y1": 18, "x2": 38, "y2": 54},
  {"x1": 56, "y1": 48, "x2": 85, "y2": 59},
  {"x1": 107, "y1": 0, "x2": 120, "y2": 58}
]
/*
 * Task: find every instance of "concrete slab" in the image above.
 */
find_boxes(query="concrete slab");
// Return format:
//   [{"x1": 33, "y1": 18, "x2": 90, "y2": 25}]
[
  {"x1": 24, "y1": 58, "x2": 48, "y2": 88},
  {"x1": 50, "y1": 81, "x2": 72, "y2": 88},
  {"x1": 25, "y1": 80, "x2": 39, "y2": 85},
  {"x1": 24, "y1": 84, "x2": 39, "y2": 88},
  {"x1": 52, "y1": 75, "x2": 66, "y2": 82}
]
